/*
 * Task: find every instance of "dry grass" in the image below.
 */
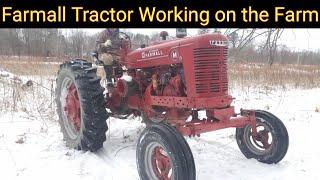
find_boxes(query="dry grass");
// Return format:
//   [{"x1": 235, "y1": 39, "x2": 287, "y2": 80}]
[
  {"x1": 0, "y1": 56, "x2": 64, "y2": 76},
  {"x1": 1, "y1": 57, "x2": 319, "y2": 90},
  {"x1": 228, "y1": 63, "x2": 320, "y2": 90}
]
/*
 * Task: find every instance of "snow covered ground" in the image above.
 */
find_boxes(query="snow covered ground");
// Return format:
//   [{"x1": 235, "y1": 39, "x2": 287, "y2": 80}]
[{"x1": 0, "y1": 73, "x2": 319, "y2": 179}]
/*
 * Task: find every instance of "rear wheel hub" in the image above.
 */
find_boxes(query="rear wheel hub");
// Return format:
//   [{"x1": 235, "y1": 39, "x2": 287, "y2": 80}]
[{"x1": 64, "y1": 83, "x2": 81, "y2": 132}]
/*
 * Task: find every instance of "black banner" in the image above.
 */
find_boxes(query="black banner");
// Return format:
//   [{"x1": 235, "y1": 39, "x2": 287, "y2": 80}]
[{"x1": 0, "y1": 0, "x2": 319, "y2": 28}]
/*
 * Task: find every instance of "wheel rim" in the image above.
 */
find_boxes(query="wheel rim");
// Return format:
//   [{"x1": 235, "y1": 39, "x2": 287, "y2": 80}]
[
  {"x1": 145, "y1": 142, "x2": 173, "y2": 180},
  {"x1": 243, "y1": 117, "x2": 274, "y2": 155},
  {"x1": 60, "y1": 78, "x2": 81, "y2": 139}
]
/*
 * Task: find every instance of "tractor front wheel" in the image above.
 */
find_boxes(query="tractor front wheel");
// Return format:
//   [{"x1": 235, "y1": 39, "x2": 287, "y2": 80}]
[
  {"x1": 236, "y1": 110, "x2": 289, "y2": 164},
  {"x1": 137, "y1": 123, "x2": 195, "y2": 180},
  {"x1": 56, "y1": 60, "x2": 109, "y2": 152}
]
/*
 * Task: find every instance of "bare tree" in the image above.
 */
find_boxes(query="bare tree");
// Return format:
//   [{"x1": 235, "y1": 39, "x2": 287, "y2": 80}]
[
  {"x1": 263, "y1": 29, "x2": 284, "y2": 66},
  {"x1": 224, "y1": 29, "x2": 284, "y2": 65},
  {"x1": 229, "y1": 31, "x2": 239, "y2": 48},
  {"x1": 69, "y1": 30, "x2": 85, "y2": 58},
  {"x1": 8, "y1": 29, "x2": 23, "y2": 58}
]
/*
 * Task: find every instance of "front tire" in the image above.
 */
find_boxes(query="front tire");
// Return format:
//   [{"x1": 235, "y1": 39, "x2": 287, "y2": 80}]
[
  {"x1": 56, "y1": 60, "x2": 108, "y2": 152},
  {"x1": 137, "y1": 123, "x2": 195, "y2": 180},
  {"x1": 236, "y1": 110, "x2": 289, "y2": 164}
]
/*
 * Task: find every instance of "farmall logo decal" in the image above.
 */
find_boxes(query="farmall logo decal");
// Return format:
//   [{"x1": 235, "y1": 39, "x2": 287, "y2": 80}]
[
  {"x1": 209, "y1": 40, "x2": 228, "y2": 47},
  {"x1": 170, "y1": 49, "x2": 182, "y2": 61},
  {"x1": 141, "y1": 49, "x2": 163, "y2": 59}
]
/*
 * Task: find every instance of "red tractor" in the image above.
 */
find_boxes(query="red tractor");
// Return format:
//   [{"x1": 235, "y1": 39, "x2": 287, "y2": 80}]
[{"x1": 56, "y1": 31, "x2": 289, "y2": 180}]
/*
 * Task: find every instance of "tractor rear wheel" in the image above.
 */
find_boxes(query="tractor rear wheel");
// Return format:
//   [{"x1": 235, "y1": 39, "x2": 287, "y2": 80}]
[
  {"x1": 137, "y1": 123, "x2": 195, "y2": 180},
  {"x1": 56, "y1": 60, "x2": 108, "y2": 152},
  {"x1": 236, "y1": 110, "x2": 289, "y2": 164}
]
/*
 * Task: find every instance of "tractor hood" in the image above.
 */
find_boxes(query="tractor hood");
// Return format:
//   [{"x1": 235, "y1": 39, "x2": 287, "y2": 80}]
[{"x1": 124, "y1": 33, "x2": 229, "y2": 69}]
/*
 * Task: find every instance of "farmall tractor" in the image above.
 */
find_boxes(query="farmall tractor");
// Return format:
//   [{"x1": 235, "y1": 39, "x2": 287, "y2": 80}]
[{"x1": 55, "y1": 30, "x2": 289, "y2": 180}]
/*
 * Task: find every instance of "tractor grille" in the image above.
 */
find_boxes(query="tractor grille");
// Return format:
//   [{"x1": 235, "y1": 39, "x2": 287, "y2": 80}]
[{"x1": 193, "y1": 47, "x2": 228, "y2": 95}]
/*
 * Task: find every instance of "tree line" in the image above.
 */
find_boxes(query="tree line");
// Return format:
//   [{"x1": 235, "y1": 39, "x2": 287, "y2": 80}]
[{"x1": 0, "y1": 28, "x2": 319, "y2": 65}]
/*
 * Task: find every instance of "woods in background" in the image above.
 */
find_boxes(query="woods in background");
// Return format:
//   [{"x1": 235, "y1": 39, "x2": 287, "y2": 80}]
[
  {"x1": 0, "y1": 29, "x2": 96, "y2": 58},
  {"x1": 0, "y1": 28, "x2": 319, "y2": 65}
]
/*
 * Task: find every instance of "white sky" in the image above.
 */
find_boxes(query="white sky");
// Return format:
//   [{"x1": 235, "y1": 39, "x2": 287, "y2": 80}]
[{"x1": 78, "y1": 28, "x2": 320, "y2": 52}]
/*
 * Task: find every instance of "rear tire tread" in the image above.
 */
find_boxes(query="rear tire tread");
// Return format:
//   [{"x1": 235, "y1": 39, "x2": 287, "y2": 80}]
[{"x1": 56, "y1": 60, "x2": 108, "y2": 152}]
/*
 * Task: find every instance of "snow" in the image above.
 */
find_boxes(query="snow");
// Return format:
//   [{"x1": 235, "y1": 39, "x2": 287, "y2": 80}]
[
  {"x1": 0, "y1": 68, "x2": 22, "y2": 84},
  {"x1": 0, "y1": 72, "x2": 320, "y2": 179}
]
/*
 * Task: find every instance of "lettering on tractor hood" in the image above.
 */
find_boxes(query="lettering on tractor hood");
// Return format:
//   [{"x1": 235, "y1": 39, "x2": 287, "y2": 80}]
[
  {"x1": 141, "y1": 49, "x2": 163, "y2": 59},
  {"x1": 209, "y1": 40, "x2": 228, "y2": 47}
]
